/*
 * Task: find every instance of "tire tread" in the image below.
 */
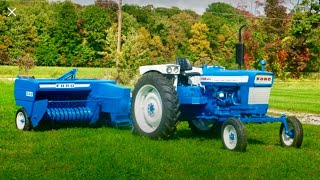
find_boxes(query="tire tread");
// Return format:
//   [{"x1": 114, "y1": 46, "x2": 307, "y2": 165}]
[{"x1": 131, "y1": 72, "x2": 180, "y2": 139}]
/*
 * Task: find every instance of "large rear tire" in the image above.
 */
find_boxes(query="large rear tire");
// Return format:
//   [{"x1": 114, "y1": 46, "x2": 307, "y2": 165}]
[
  {"x1": 280, "y1": 116, "x2": 303, "y2": 148},
  {"x1": 221, "y1": 117, "x2": 247, "y2": 152},
  {"x1": 131, "y1": 72, "x2": 180, "y2": 139}
]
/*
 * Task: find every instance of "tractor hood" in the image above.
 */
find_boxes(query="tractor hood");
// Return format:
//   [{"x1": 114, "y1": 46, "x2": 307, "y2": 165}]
[{"x1": 199, "y1": 65, "x2": 274, "y2": 87}]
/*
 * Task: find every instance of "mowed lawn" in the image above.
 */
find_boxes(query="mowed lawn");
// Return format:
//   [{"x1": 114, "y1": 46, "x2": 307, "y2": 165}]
[
  {"x1": 1, "y1": 77, "x2": 320, "y2": 178},
  {"x1": 270, "y1": 81, "x2": 320, "y2": 114},
  {"x1": 0, "y1": 66, "x2": 116, "y2": 79}
]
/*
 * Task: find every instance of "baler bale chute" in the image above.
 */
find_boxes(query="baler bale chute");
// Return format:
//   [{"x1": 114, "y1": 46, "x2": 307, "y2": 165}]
[{"x1": 14, "y1": 69, "x2": 131, "y2": 130}]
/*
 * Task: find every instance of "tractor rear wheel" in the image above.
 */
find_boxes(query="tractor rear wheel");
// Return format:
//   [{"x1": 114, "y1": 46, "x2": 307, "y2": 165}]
[
  {"x1": 280, "y1": 116, "x2": 303, "y2": 148},
  {"x1": 16, "y1": 108, "x2": 32, "y2": 131},
  {"x1": 131, "y1": 72, "x2": 180, "y2": 139},
  {"x1": 221, "y1": 117, "x2": 247, "y2": 152}
]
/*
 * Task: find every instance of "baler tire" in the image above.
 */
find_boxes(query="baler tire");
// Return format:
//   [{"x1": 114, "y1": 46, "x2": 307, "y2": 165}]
[
  {"x1": 131, "y1": 72, "x2": 180, "y2": 139},
  {"x1": 15, "y1": 108, "x2": 32, "y2": 131},
  {"x1": 280, "y1": 116, "x2": 303, "y2": 148},
  {"x1": 221, "y1": 117, "x2": 247, "y2": 152}
]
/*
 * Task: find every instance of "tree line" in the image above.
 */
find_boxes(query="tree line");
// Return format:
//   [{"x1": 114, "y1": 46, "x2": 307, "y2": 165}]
[{"x1": 0, "y1": 0, "x2": 319, "y2": 82}]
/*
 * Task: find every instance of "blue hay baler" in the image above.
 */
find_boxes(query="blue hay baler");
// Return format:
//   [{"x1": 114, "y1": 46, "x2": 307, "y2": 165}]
[{"x1": 14, "y1": 69, "x2": 131, "y2": 130}]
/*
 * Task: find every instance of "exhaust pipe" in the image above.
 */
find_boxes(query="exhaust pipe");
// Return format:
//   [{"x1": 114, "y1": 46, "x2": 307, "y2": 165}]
[{"x1": 236, "y1": 24, "x2": 246, "y2": 70}]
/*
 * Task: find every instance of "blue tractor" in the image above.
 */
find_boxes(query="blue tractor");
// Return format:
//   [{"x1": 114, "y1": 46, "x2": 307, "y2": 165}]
[{"x1": 131, "y1": 26, "x2": 303, "y2": 151}]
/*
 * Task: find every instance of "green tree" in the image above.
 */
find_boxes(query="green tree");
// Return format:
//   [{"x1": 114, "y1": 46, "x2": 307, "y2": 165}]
[
  {"x1": 76, "y1": 5, "x2": 112, "y2": 67},
  {"x1": 155, "y1": 7, "x2": 181, "y2": 18},
  {"x1": 30, "y1": 2, "x2": 59, "y2": 66},
  {"x1": 122, "y1": 4, "x2": 153, "y2": 27},
  {"x1": 0, "y1": 13, "x2": 9, "y2": 64},
  {"x1": 51, "y1": 1, "x2": 80, "y2": 66},
  {"x1": 188, "y1": 22, "x2": 213, "y2": 65},
  {"x1": 202, "y1": 3, "x2": 244, "y2": 68},
  {"x1": 2, "y1": 2, "x2": 38, "y2": 65},
  {"x1": 101, "y1": 23, "x2": 118, "y2": 68},
  {"x1": 80, "y1": 5, "x2": 111, "y2": 51},
  {"x1": 291, "y1": 0, "x2": 320, "y2": 73},
  {"x1": 241, "y1": 16, "x2": 270, "y2": 71},
  {"x1": 282, "y1": 36, "x2": 310, "y2": 78},
  {"x1": 120, "y1": 27, "x2": 151, "y2": 84},
  {"x1": 167, "y1": 12, "x2": 197, "y2": 59},
  {"x1": 259, "y1": 0, "x2": 291, "y2": 77},
  {"x1": 0, "y1": 1, "x2": 8, "y2": 15},
  {"x1": 263, "y1": 0, "x2": 289, "y2": 36}
]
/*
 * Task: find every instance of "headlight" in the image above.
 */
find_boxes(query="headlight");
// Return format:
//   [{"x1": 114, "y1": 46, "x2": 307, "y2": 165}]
[
  {"x1": 217, "y1": 92, "x2": 225, "y2": 98},
  {"x1": 166, "y1": 66, "x2": 172, "y2": 74},
  {"x1": 173, "y1": 67, "x2": 179, "y2": 73}
]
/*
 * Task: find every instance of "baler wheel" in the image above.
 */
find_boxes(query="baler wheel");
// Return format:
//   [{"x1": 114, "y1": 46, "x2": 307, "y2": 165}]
[
  {"x1": 131, "y1": 72, "x2": 180, "y2": 139},
  {"x1": 280, "y1": 116, "x2": 303, "y2": 148},
  {"x1": 15, "y1": 108, "x2": 32, "y2": 131},
  {"x1": 221, "y1": 117, "x2": 247, "y2": 152}
]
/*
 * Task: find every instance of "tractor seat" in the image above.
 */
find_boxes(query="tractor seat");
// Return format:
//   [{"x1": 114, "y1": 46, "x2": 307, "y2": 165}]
[{"x1": 176, "y1": 58, "x2": 201, "y2": 76}]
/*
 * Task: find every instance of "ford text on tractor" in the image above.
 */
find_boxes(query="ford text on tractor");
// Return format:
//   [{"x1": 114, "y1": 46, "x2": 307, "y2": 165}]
[{"x1": 131, "y1": 26, "x2": 303, "y2": 151}]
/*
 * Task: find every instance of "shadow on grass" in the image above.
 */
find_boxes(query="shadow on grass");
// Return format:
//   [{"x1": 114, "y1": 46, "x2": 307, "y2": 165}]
[
  {"x1": 32, "y1": 122, "x2": 268, "y2": 148},
  {"x1": 175, "y1": 129, "x2": 267, "y2": 146},
  {"x1": 173, "y1": 129, "x2": 221, "y2": 141},
  {"x1": 34, "y1": 121, "x2": 132, "y2": 132},
  {"x1": 247, "y1": 138, "x2": 266, "y2": 145}
]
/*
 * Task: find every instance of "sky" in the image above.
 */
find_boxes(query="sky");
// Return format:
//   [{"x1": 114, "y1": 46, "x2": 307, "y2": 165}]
[{"x1": 52, "y1": 0, "x2": 300, "y2": 15}]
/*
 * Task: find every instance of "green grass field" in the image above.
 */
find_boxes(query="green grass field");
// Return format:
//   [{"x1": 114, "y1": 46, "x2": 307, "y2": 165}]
[
  {"x1": 270, "y1": 81, "x2": 320, "y2": 114},
  {"x1": 0, "y1": 66, "x2": 320, "y2": 178},
  {"x1": 0, "y1": 66, "x2": 116, "y2": 79}
]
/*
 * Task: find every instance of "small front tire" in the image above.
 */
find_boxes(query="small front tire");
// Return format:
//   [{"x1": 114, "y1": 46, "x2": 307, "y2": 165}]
[
  {"x1": 280, "y1": 116, "x2": 303, "y2": 148},
  {"x1": 16, "y1": 108, "x2": 32, "y2": 131},
  {"x1": 221, "y1": 117, "x2": 247, "y2": 152}
]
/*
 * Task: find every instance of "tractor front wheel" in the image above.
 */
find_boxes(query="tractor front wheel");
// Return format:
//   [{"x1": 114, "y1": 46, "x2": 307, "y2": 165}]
[
  {"x1": 15, "y1": 108, "x2": 32, "y2": 131},
  {"x1": 221, "y1": 117, "x2": 247, "y2": 152},
  {"x1": 280, "y1": 116, "x2": 303, "y2": 148},
  {"x1": 131, "y1": 72, "x2": 180, "y2": 139}
]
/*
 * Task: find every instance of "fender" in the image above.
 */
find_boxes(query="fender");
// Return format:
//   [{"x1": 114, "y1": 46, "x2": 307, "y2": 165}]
[{"x1": 139, "y1": 64, "x2": 180, "y2": 75}]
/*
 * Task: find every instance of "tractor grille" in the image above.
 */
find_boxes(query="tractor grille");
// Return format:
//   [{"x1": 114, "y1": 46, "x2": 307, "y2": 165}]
[{"x1": 248, "y1": 87, "x2": 271, "y2": 104}]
